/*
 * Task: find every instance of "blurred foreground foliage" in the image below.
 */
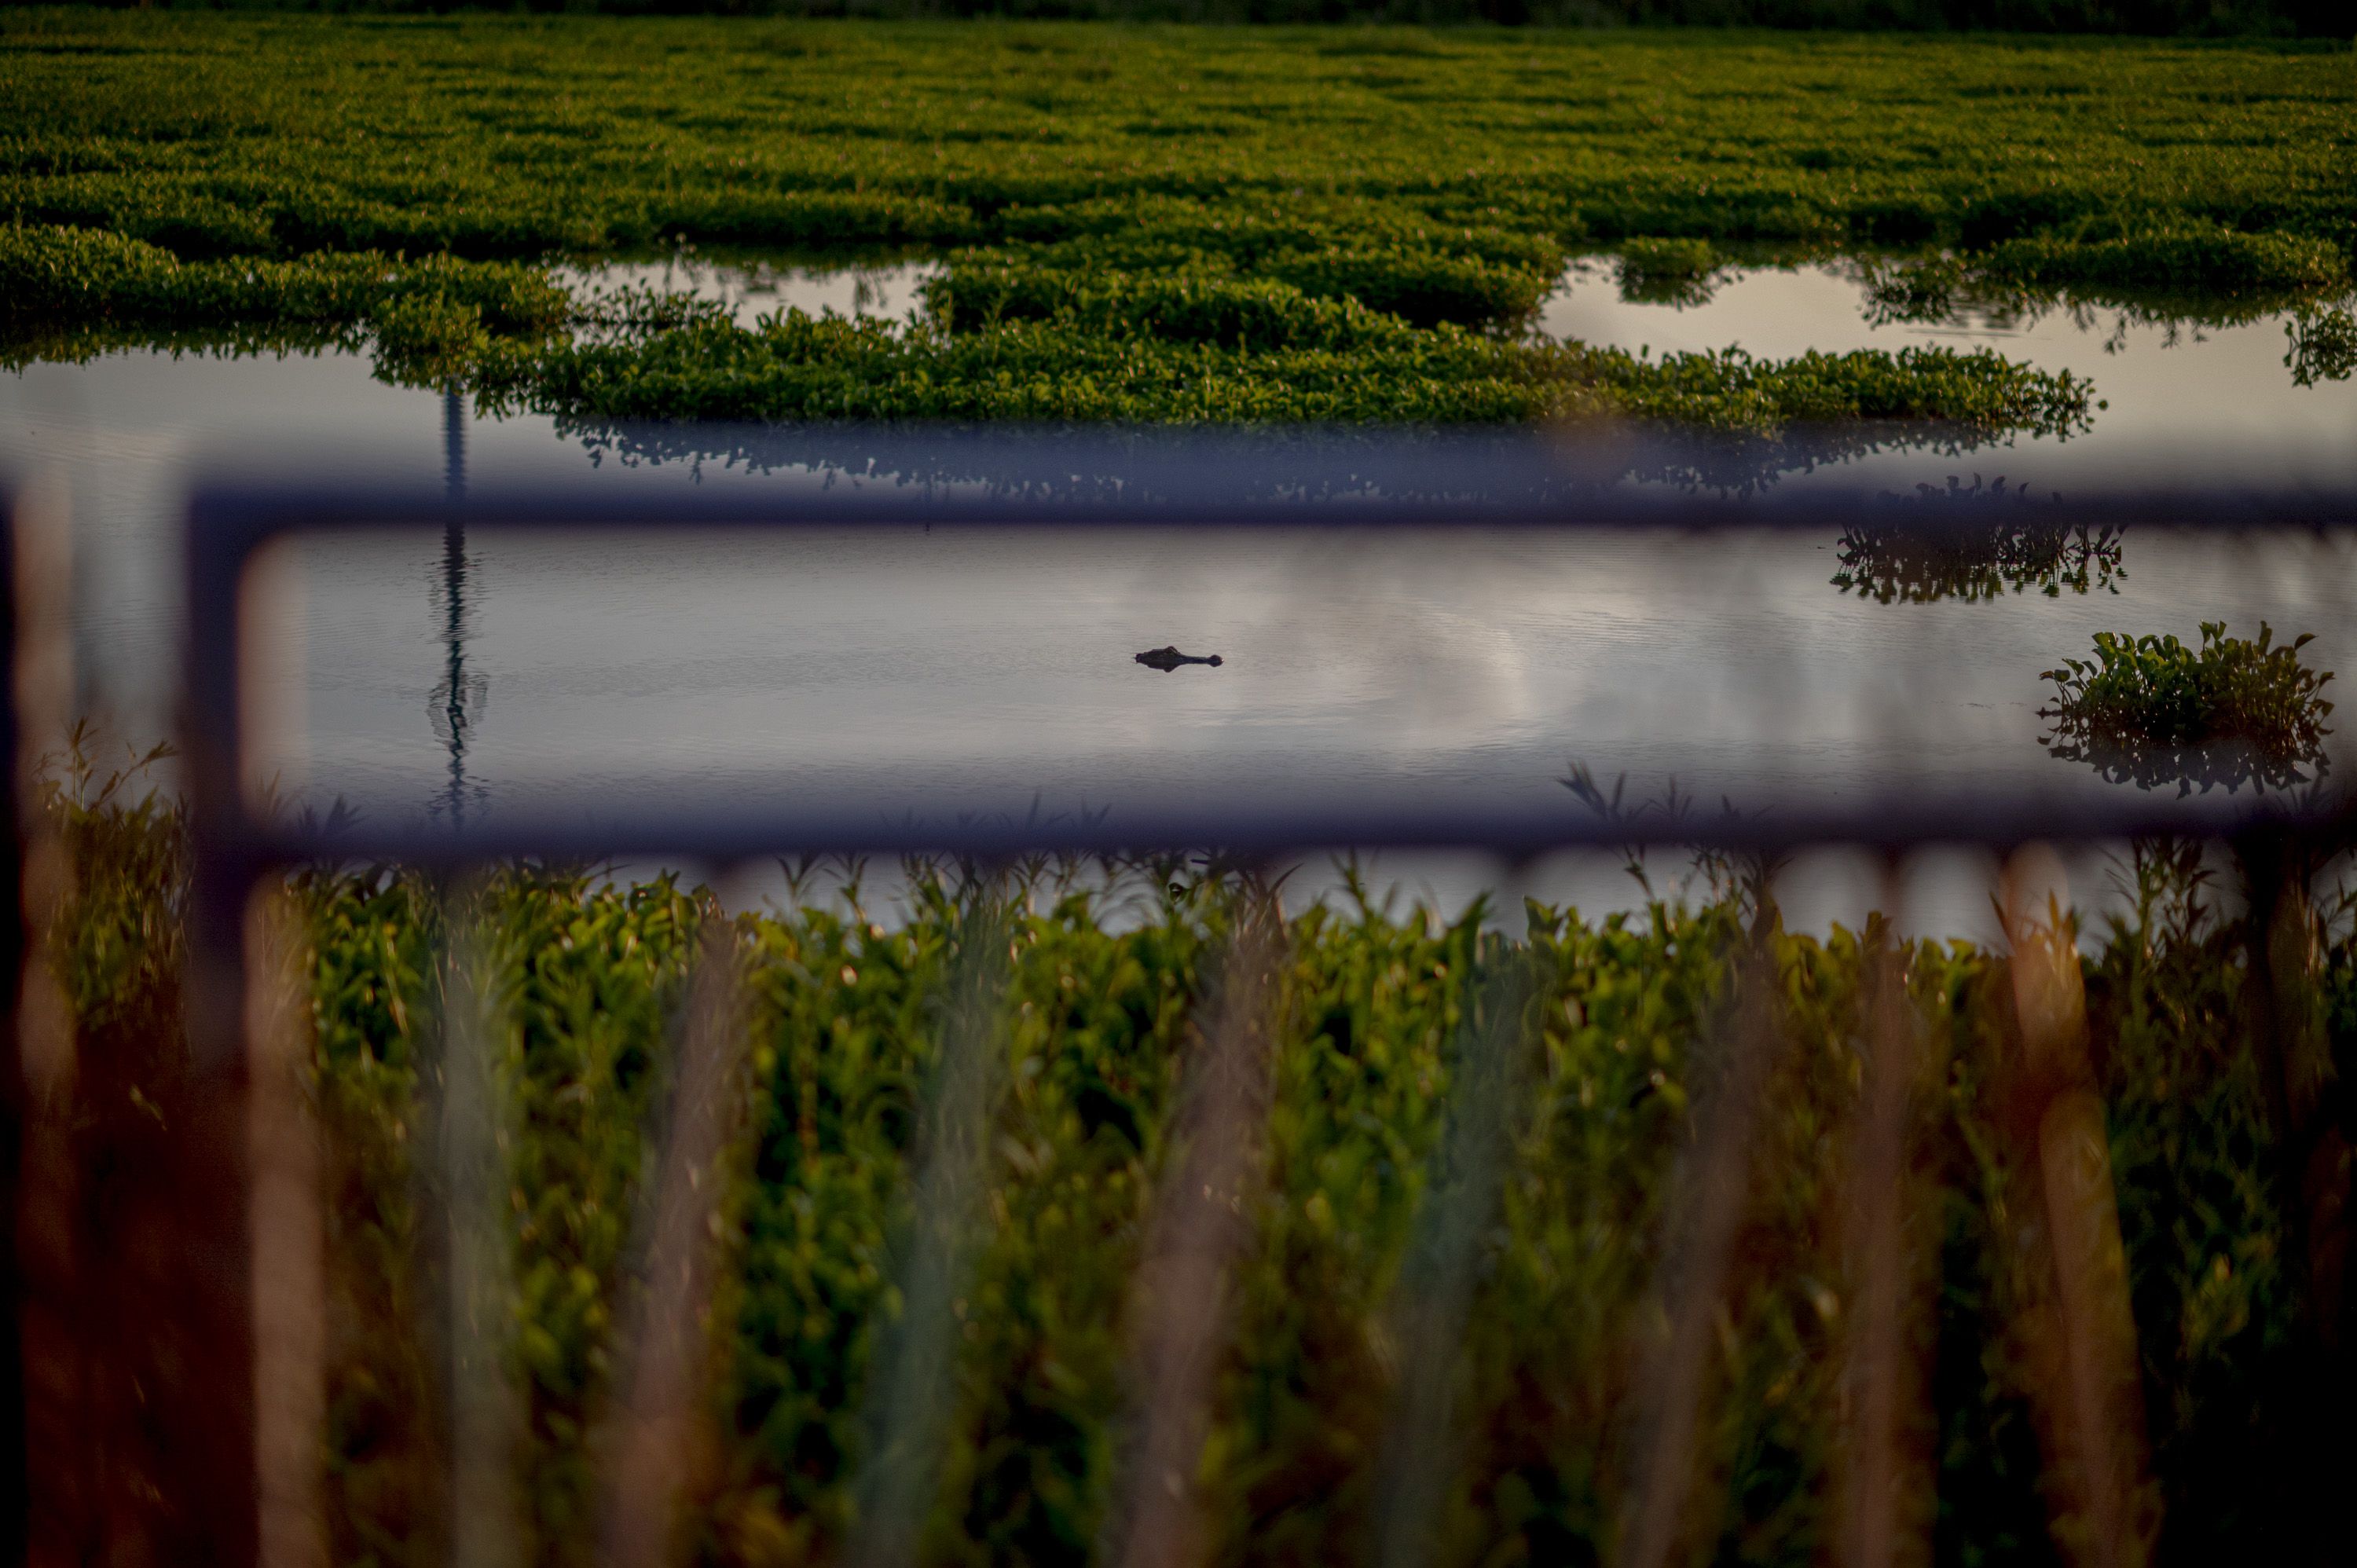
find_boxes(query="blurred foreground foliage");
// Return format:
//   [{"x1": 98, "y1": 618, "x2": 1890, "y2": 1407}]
[{"x1": 27, "y1": 745, "x2": 2357, "y2": 1566}]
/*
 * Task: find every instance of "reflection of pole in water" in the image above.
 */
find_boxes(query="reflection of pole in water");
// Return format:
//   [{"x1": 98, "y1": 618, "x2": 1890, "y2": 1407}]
[
  {"x1": 443, "y1": 385, "x2": 467, "y2": 505},
  {"x1": 431, "y1": 387, "x2": 485, "y2": 828},
  {"x1": 437, "y1": 520, "x2": 471, "y2": 829}
]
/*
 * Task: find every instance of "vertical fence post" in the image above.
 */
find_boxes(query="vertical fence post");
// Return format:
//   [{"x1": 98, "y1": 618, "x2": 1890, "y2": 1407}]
[
  {"x1": 1369, "y1": 893, "x2": 1537, "y2": 1568},
  {"x1": 599, "y1": 911, "x2": 753, "y2": 1568},
  {"x1": 1620, "y1": 928, "x2": 1787, "y2": 1568},
  {"x1": 1832, "y1": 877, "x2": 1934, "y2": 1568},
  {"x1": 435, "y1": 891, "x2": 525, "y2": 1568},
  {"x1": 1103, "y1": 876, "x2": 1288, "y2": 1568},
  {"x1": 182, "y1": 501, "x2": 267, "y2": 1568},
  {"x1": 2, "y1": 479, "x2": 27, "y2": 1568},
  {"x1": 845, "y1": 887, "x2": 1014, "y2": 1568},
  {"x1": 2000, "y1": 849, "x2": 2155, "y2": 1568}
]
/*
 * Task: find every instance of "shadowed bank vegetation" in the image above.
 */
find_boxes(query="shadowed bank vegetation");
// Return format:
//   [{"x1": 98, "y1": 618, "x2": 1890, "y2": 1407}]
[
  {"x1": 34, "y1": 1, "x2": 2350, "y2": 38},
  {"x1": 21, "y1": 744, "x2": 2357, "y2": 1566}
]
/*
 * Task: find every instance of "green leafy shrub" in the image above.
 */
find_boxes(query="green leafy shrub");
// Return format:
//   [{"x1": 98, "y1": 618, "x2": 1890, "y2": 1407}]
[
  {"x1": 2040, "y1": 621, "x2": 2336, "y2": 793},
  {"x1": 489, "y1": 870, "x2": 704, "y2": 1568}
]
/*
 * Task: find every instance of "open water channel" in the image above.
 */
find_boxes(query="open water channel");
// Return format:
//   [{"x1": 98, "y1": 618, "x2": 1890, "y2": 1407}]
[{"x1": 5, "y1": 258, "x2": 2353, "y2": 929}]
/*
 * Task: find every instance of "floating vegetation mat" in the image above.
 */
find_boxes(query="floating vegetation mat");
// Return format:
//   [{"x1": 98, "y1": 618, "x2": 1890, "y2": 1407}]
[{"x1": 2, "y1": 16, "x2": 2349, "y2": 431}]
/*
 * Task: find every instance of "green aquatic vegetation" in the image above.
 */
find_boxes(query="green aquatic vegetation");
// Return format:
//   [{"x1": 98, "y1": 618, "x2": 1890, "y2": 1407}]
[
  {"x1": 922, "y1": 264, "x2": 1436, "y2": 352},
  {"x1": 2, "y1": 15, "x2": 2350, "y2": 423},
  {"x1": 5, "y1": 16, "x2": 2348, "y2": 270},
  {"x1": 0, "y1": 219, "x2": 570, "y2": 387},
  {"x1": 949, "y1": 225, "x2": 1563, "y2": 333},
  {"x1": 467, "y1": 309, "x2": 2095, "y2": 434},
  {"x1": 0, "y1": 223, "x2": 570, "y2": 337},
  {"x1": 0, "y1": 208, "x2": 2099, "y2": 435},
  {"x1": 1976, "y1": 226, "x2": 2348, "y2": 298},
  {"x1": 1585, "y1": 343, "x2": 2095, "y2": 435},
  {"x1": 472, "y1": 311, "x2": 1602, "y2": 424},
  {"x1": 1831, "y1": 477, "x2": 2125, "y2": 603},
  {"x1": 2040, "y1": 620, "x2": 2336, "y2": 794}
]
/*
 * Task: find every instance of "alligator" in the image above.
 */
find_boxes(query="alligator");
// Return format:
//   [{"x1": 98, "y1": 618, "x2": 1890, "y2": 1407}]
[{"x1": 1135, "y1": 645, "x2": 1224, "y2": 672}]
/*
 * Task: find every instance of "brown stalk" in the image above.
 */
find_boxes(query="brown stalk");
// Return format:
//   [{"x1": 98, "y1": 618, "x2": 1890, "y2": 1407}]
[
  {"x1": 2000, "y1": 851, "x2": 2157, "y2": 1568},
  {"x1": 248, "y1": 888, "x2": 328, "y2": 1568},
  {"x1": 1102, "y1": 880, "x2": 1288, "y2": 1568},
  {"x1": 1832, "y1": 914, "x2": 1935, "y2": 1568}
]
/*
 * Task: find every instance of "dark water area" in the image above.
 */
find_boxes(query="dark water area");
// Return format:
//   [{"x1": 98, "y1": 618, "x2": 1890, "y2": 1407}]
[{"x1": 5, "y1": 260, "x2": 2353, "y2": 928}]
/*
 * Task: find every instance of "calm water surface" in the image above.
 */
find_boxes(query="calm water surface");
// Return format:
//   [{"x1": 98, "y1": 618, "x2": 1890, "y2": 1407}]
[{"x1": 5, "y1": 259, "x2": 2353, "y2": 924}]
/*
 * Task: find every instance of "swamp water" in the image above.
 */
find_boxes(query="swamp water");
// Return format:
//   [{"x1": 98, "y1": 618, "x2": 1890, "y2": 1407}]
[{"x1": 5, "y1": 261, "x2": 2354, "y2": 928}]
